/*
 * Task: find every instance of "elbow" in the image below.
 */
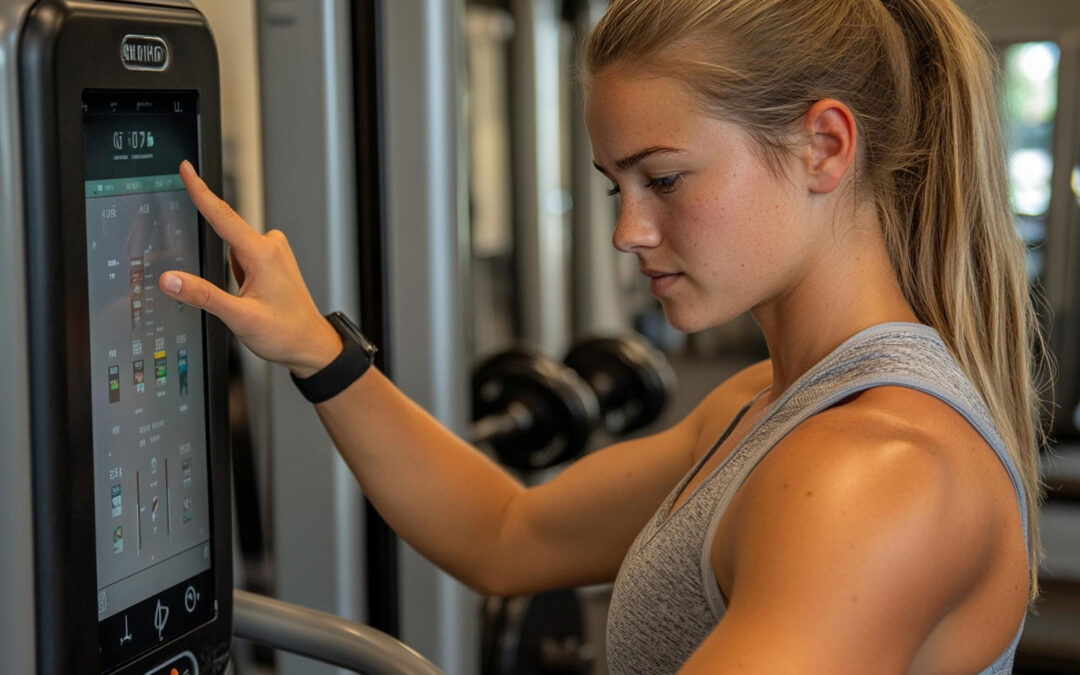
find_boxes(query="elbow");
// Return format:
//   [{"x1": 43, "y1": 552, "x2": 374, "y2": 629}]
[
  {"x1": 465, "y1": 577, "x2": 508, "y2": 599},
  {"x1": 457, "y1": 556, "x2": 520, "y2": 598},
  {"x1": 466, "y1": 490, "x2": 527, "y2": 598},
  {"x1": 446, "y1": 484, "x2": 533, "y2": 597}
]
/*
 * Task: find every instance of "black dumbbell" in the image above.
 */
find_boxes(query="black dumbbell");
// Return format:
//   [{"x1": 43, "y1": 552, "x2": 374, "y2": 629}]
[
  {"x1": 564, "y1": 334, "x2": 676, "y2": 436},
  {"x1": 470, "y1": 349, "x2": 600, "y2": 471}
]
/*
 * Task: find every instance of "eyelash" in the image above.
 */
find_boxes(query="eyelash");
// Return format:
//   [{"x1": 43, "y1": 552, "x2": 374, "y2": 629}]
[{"x1": 606, "y1": 174, "x2": 682, "y2": 197}]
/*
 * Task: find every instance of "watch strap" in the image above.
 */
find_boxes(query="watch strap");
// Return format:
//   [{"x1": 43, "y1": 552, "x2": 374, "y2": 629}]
[{"x1": 290, "y1": 313, "x2": 376, "y2": 403}]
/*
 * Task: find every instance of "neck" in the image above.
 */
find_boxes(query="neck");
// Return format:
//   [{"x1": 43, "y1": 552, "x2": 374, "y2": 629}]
[{"x1": 750, "y1": 221, "x2": 920, "y2": 398}]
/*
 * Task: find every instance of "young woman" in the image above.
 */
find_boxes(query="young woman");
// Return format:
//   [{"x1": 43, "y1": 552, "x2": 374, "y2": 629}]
[{"x1": 160, "y1": 0, "x2": 1046, "y2": 672}]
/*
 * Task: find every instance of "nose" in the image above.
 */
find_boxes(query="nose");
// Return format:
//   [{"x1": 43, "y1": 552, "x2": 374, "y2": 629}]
[{"x1": 612, "y1": 199, "x2": 662, "y2": 253}]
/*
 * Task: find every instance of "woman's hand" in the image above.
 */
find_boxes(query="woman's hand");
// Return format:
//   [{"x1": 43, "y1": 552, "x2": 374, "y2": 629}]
[{"x1": 158, "y1": 160, "x2": 342, "y2": 377}]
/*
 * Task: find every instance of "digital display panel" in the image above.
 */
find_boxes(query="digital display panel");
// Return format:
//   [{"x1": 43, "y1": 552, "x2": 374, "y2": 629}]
[{"x1": 83, "y1": 91, "x2": 214, "y2": 672}]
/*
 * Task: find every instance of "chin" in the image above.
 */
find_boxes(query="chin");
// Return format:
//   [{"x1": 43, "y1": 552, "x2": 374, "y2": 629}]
[
  {"x1": 659, "y1": 305, "x2": 709, "y2": 334},
  {"x1": 661, "y1": 299, "x2": 743, "y2": 335}
]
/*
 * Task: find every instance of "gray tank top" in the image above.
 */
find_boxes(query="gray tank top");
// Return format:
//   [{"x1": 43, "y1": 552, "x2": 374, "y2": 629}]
[{"x1": 606, "y1": 323, "x2": 1029, "y2": 674}]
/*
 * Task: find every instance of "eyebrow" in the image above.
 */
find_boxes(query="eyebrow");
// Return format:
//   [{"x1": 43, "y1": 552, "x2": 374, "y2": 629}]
[{"x1": 593, "y1": 146, "x2": 688, "y2": 175}]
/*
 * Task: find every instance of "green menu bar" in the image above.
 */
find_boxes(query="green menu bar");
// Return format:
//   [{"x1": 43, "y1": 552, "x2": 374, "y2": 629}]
[{"x1": 85, "y1": 173, "x2": 185, "y2": 198}]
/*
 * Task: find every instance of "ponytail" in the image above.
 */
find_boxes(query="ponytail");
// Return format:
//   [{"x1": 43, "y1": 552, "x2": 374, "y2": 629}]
[{"x1": 878, "y1": 0, "x2": 1048, "y2": 597}]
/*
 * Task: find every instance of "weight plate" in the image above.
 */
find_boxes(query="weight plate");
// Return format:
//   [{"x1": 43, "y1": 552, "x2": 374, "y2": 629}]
[
  {"x1": 564, "y1": 334, "x2": 676, "y2": 435},
  {"x1": 472, "y1": 349, "x2": 600, "y2": 471}
]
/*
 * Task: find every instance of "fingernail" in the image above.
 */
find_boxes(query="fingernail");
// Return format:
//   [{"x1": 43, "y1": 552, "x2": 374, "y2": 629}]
[
  {"x1": 180, "y1": 159, "x2": 192, "y2": 174},
  {"x1": 162, "y1": 274, "x2": 182, "y2": 294}
]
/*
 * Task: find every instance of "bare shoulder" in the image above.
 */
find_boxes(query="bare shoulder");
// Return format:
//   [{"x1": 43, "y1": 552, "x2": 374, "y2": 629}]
[
  {"x1": 790, "y1": 385, "x2": 1021, "y2": 512},
  {"x1": 718, "y1": 385, "x2": 1028, "y2": 670},
  {"x1": 730, "y1": 386, "x2": 996, "y2": 568},
  {"x1": 735, "y1": 385, "x2": 1025, "y2": 565}
]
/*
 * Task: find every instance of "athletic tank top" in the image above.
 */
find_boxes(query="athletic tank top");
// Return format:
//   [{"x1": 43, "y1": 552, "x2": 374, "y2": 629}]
[{"x1": 606, "y1": 323, "x2": 1029, "y2": 674}]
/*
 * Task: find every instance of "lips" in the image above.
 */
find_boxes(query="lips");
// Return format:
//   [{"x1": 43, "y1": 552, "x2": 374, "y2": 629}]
[
  {"x1": 640, "y1": 267, "x2": 677, "y2": 279},
  {"x1": 641, "y1": 267, "x2": 682, "y2": 294}
]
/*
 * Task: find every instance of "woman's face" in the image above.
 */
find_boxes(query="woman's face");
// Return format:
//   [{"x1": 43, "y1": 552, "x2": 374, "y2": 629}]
[{"x1": 585, "y1": 70, "x2": 819, "y2": 333}]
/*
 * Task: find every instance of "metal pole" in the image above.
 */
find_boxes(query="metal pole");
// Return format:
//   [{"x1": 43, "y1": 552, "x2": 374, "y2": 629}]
[{"x1": 512, "y1": 0, "x2": 572, "y2": 356}]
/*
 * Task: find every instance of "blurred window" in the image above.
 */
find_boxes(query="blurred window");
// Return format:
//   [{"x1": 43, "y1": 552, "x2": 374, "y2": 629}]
[{"x1": 1001, "y1": 41, "x2": 1060, "y2": 284}]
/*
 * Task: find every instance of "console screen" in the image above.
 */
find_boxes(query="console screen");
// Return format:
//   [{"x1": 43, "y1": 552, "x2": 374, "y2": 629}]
[{"x1": 83, "y1": 91, "x2": 214, "y2": 672}]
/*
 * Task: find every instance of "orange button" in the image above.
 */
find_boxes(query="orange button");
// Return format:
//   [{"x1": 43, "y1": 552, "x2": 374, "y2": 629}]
[{"x1": 170, "y1": 668, "x2": 179, "y2": 675}]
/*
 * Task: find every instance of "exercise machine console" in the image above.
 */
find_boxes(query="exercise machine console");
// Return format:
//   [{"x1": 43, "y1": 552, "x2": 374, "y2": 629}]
[
  {"x1": 1, "y1": 1, "x2": 443, "y2": 673},
  {"x1": 13, "y1": 3, "x2": 229, "y2": 672}
]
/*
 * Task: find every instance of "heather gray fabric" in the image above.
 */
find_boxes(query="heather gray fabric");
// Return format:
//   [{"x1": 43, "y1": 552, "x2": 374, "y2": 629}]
[{"x1": 606, "y1": 322, "x2": 1028, "y2": 674}]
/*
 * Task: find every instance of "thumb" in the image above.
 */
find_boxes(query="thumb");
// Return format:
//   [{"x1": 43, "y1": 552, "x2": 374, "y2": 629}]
[{"x1": 159, "y1": 271, "x2": 242, "y2": 322}]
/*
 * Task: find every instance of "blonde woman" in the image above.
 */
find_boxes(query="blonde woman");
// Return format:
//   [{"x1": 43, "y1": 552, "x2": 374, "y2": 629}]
[{"x1": 161, "y1": 0, "x2": 1045, "y2": 672}]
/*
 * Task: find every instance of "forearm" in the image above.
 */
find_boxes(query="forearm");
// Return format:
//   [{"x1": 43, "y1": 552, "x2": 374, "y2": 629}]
[{"x1": 313, "y1": 366, "x2": 525, "y2": 594}]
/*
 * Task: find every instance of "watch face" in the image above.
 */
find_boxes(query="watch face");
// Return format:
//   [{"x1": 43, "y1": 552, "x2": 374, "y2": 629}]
[{"x1": 328, "y1": 312, "x2": 377, "y2": 356}]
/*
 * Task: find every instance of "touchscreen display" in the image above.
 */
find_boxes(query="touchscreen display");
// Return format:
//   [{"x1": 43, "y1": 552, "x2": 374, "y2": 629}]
[{"x1": 83, "y1": 91, "x2": 214, "y2": 671}]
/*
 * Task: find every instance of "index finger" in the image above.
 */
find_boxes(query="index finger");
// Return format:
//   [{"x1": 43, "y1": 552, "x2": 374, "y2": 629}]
[{"x1": 179, "y1": 160, "x2": 259, "y2": 249}]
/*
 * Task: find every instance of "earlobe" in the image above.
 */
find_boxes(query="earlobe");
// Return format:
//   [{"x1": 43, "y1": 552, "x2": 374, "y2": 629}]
[{"x1": 805, "y1": 99, "x2": 857, "y2": 194}]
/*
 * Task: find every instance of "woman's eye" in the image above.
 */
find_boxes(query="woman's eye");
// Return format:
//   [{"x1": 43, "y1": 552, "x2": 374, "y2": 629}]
[
  {"x1": 646, "y1": 174, "x2": 681, "y2": 193},
  {"x1": 605, "y1": 174, "x2": 680, "y2": 197}
]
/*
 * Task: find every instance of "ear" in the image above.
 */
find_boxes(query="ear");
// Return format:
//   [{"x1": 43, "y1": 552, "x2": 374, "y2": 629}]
[{"x1": 802, "y1": 99, "x2": 858, "y2": 194}]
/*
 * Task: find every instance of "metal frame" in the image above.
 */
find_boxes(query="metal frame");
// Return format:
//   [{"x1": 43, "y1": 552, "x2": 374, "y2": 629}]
[
  {"x1": 255, "y1": 1, "x2": 481, "y2": 672},
  {"x1": 234, "y1": 589, "x2": 445, "y2": 675},
  {"x1": 255, "y1": 2, "x2": 366, "y2": 674},
  {"x1": 567, "y1": 0, "x2": 629, "y2": 339},
  {"x1": 511, "y1": 0, "x2": 572, "y2": 356},
  {"x1": 0, "y1": 1, "x2": 37, "y2": 672},
  {"x1": 381, "y1": 1, "x2": 479, "y2": 672},
  {"x1": 351, "y1": 0, "x2": 400, "y2": 639}
]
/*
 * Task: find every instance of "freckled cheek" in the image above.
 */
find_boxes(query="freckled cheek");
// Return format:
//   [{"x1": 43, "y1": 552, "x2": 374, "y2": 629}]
[{"x1": 675, "y1": 200, "x2": 772, "y2": 282}]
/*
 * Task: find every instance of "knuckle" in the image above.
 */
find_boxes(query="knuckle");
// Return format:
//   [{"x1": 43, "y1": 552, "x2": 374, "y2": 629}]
[
  {"x1": 214, "y1": 197, "x2": 237, "y2": 222},
  {"x1": 261, "y1": 230, "x2": 291, "y2": 259},
  {"x1": 265, "y1": 229, "x2": 289, "y2": 247},
  {"x1": 192, "y1": 282, "x2": 214, "y2": 310}
]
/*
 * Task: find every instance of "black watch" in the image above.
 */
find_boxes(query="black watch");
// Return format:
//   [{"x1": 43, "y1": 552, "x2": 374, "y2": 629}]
[{"x1": 290, "y1": 311, "x2": 378, "y2": 403}]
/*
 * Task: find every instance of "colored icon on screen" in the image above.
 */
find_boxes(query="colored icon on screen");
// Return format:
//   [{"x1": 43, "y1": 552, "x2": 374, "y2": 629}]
[
  {"x1": 155, "y1": 351, "x2": 167, "y2": 388},
  {"x1": 111, "y1": 484, "x2": 122, "y2": 518},
  {"x1": 133, "y1": 359, "x2": 145, "y2": 394},
  {"x1": 130, "y1": 257, "x2": 145, "y2": 330},
  {"x1": 177, "y1": 348, "x2": 188, "y2": 396},
  {"x1": 108, "y1": 365, "x2": 120, "y2": 403}
]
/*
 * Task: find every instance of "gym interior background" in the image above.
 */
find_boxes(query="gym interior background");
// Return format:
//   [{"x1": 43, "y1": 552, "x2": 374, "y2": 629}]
[{"x1": 130, "y1": 0, "x2": 1080, "y2": 673}]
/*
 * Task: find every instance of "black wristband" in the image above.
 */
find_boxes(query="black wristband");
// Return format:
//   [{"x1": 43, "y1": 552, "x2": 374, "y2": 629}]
[{"x1": 290, "y1": 312, "x2": 377, "y2": 403}]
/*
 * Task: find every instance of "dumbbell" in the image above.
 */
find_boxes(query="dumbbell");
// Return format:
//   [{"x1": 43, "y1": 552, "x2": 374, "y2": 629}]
[
  {"x1": 470, "y1": 349, "x2": 600, "y2": 471},
  {"x1": 564, "y1": 334, "x2": 676, "y2": 436}
]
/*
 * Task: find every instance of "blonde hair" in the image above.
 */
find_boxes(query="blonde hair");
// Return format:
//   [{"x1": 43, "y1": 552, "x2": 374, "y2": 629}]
[{"x1": 585, "y1": 0, "x2": 1048, "y2": 598}]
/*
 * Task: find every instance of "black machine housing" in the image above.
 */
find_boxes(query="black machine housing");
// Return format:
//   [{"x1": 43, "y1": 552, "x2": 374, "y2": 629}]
[{"x1": 20, "y1": 1, "x2": 231, "y2": 673}]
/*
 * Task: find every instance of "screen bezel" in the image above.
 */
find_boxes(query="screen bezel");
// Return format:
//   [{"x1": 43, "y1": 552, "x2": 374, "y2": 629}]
[{"x1": 21, "y1": 2, "x2": 232, "y2": 673}]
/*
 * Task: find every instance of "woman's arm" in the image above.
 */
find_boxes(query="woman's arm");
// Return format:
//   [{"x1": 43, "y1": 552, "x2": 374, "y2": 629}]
[
  {"x1": 159, "y1": 161, "x2": 715, "y2": 596},
  {"x1": 315, "y1": 368, "x2": 705, "y2": 595}
]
